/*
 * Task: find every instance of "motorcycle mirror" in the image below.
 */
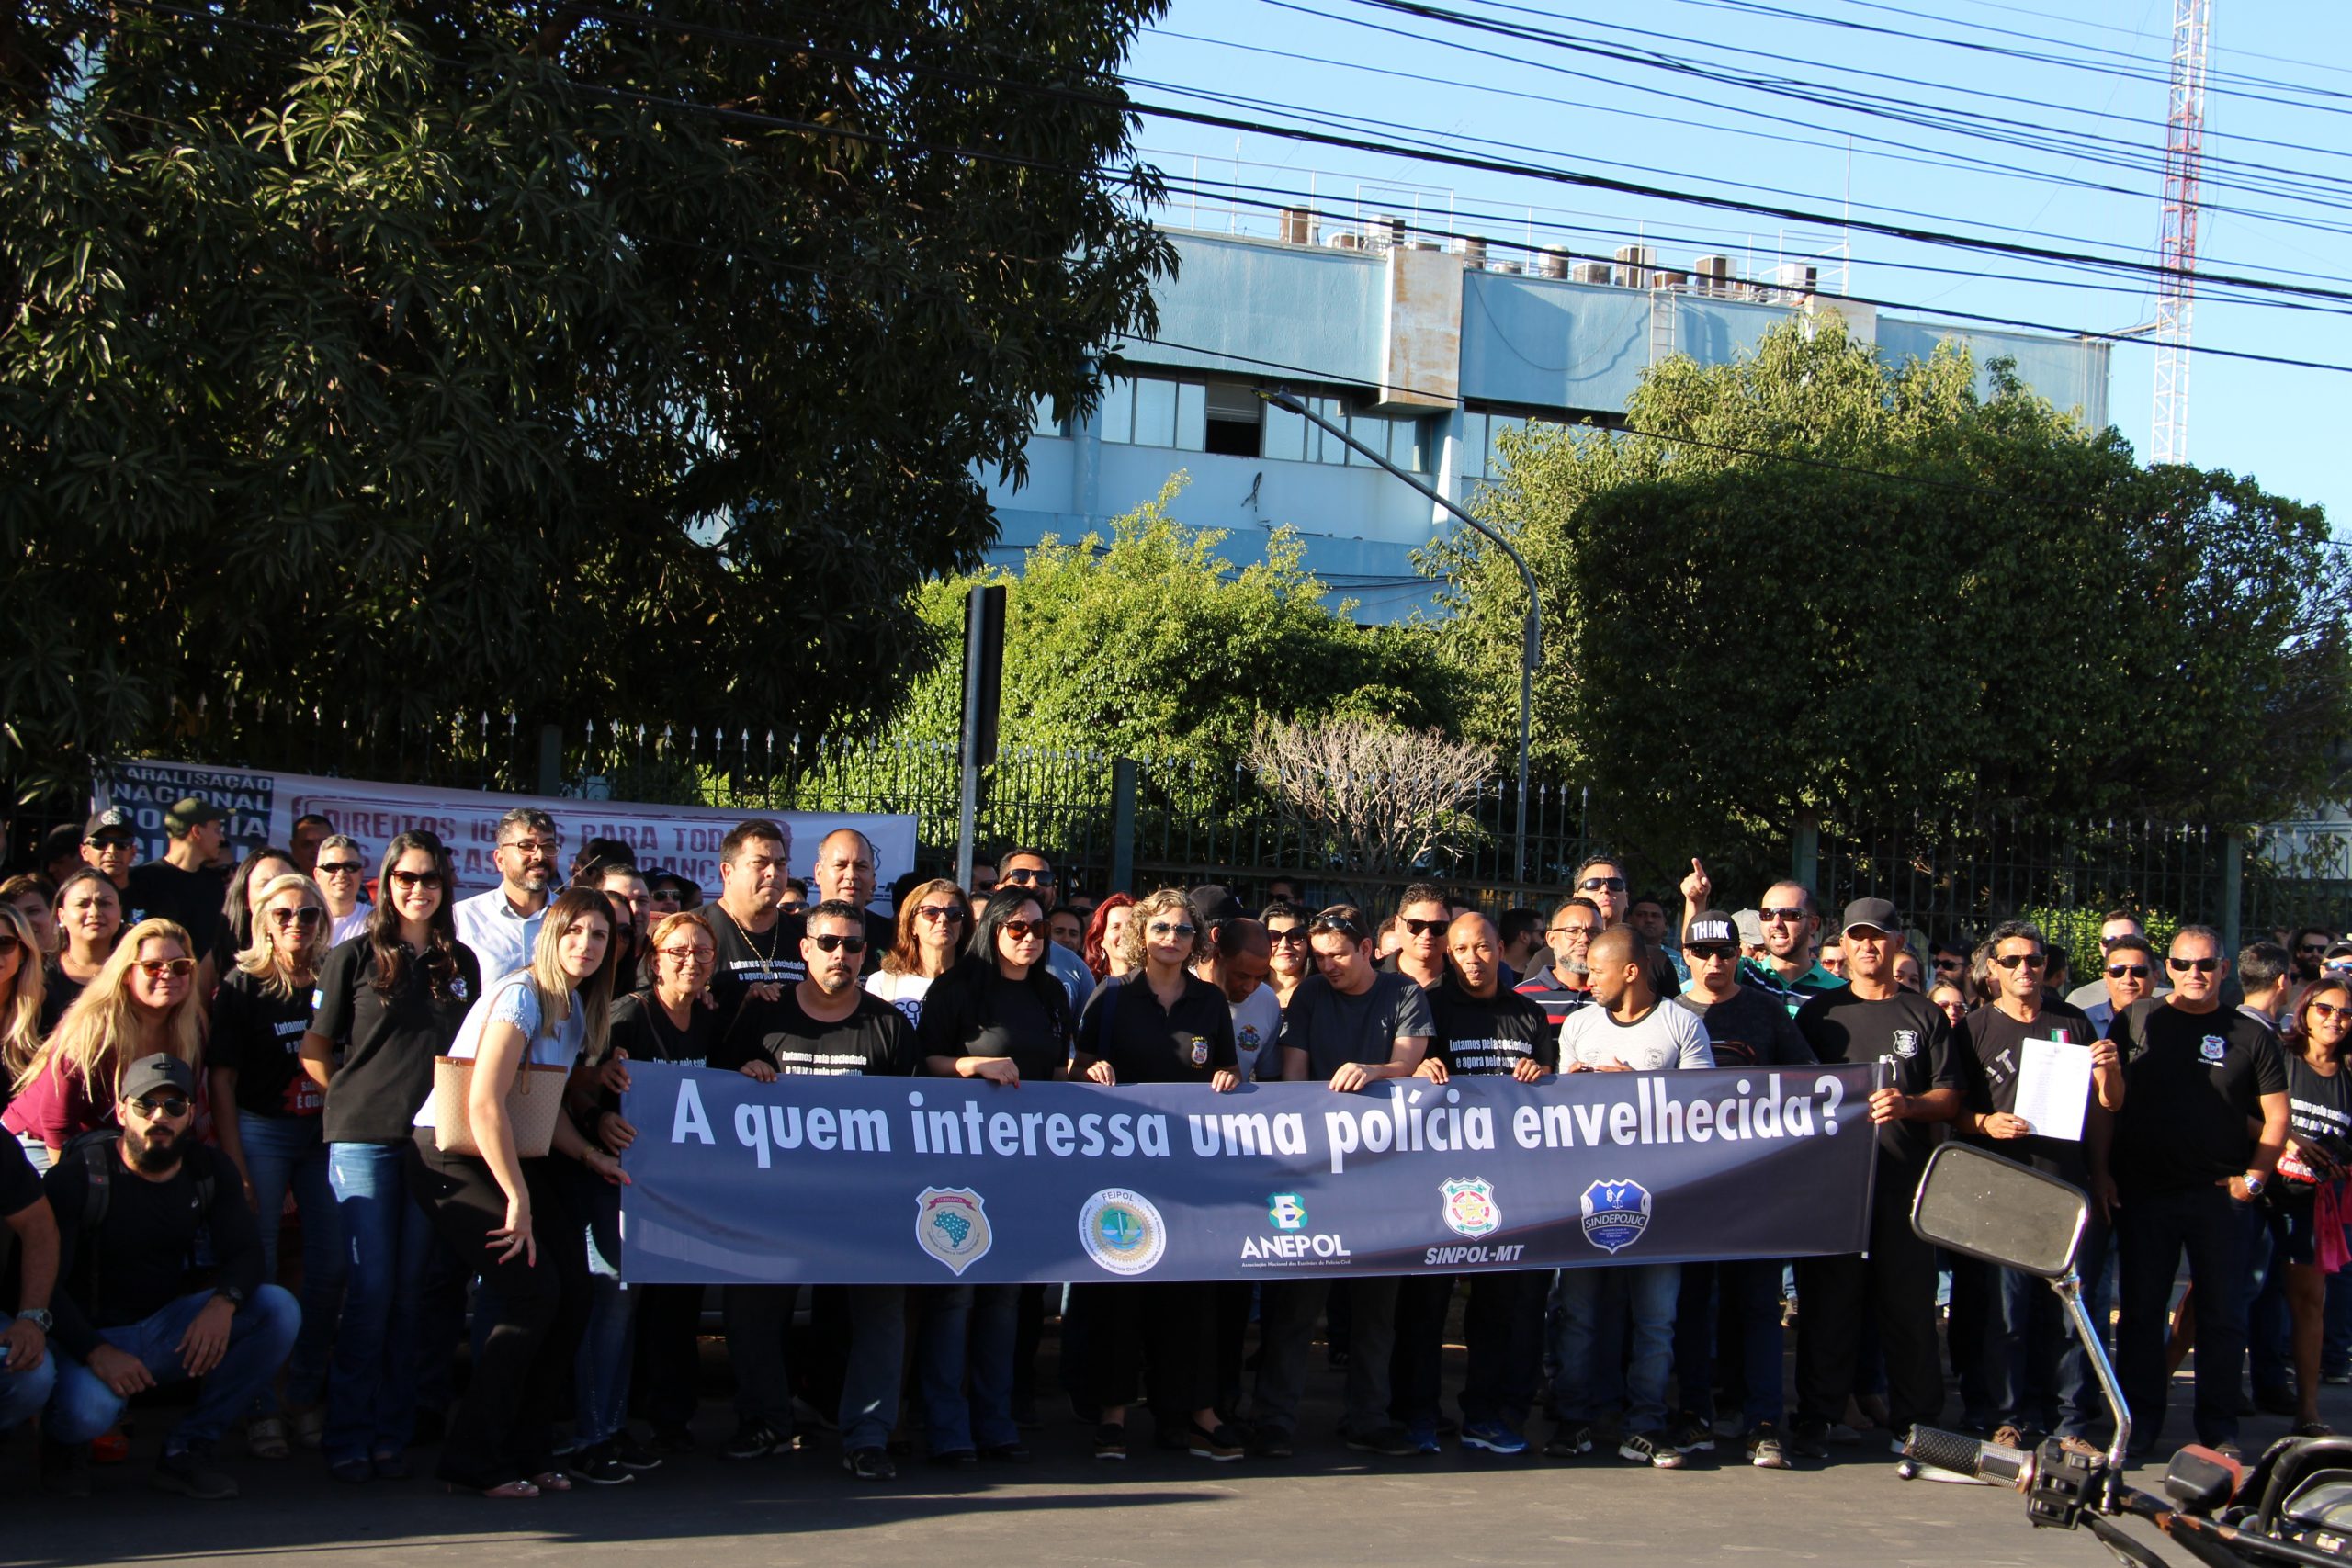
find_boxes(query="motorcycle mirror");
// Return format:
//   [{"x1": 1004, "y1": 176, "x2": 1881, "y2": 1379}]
[{"x1": 1910, "y1": 1143, "x2": 2086, "y2": 1279}]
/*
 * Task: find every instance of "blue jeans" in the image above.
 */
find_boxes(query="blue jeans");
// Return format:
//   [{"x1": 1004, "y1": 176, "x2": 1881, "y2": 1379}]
[
  {"x1": 1554, "y1": 1263, "x2": 1679, "y2": 1434},
  {"x1": 1673, "y1": 1258, "x2": 1786, "y2": 1429},
  {"x1": 1991, "y1": 1214, "x2": 2113, "y2": 1439},
  {"x1": 240, "y1": 1111, "x2": 343, "y2": 1412},
  {"x1": 917, "y1": 1285, "x2": 975, "y2": 1456},
  {"x1": 968, "y1": 1284, "x2": 1022, "y2": 1449},
  {"x1": 573, "y1": 1175, "x2": 636, "y2": 1449},
  {"x1": 839, "y1": 1284, "x2": 907, "y2": 1454},
  {"x1": 45, "y1": 1285, "x2": 300, "y2": 1451},
  {"x1": 326, "y1": 1141, "x2": 435, "y2": 1465},
  {"x1": 2118, "y1": 1186, "x2": 2259, "y2": 1451},
  {"x1": 0, "y1": 1313, "x2": 59, "y2": 1433}
]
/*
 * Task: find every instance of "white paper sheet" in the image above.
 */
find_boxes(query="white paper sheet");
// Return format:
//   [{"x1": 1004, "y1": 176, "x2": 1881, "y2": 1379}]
[{"x1": 2013, "y1": 1038, "x2": 2095, "y2": 1143}]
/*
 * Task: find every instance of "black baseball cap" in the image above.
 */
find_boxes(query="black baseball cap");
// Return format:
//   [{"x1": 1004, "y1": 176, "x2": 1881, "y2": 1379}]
[
  {"x1": 83, "y1": 807, "x2": 134, "y2": 841},
  {"x1": 1685, "y1": 911, "x2": 1741, "y2": 952},
  {"x1": 1840, "y1": 897, "x2": 1901, "y2": 936},
  {"x1": 119, "y1": 1054, "x2": 196, "y2": 1103}
]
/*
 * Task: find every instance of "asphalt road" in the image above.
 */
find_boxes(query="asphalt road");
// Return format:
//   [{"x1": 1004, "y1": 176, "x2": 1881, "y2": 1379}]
[{"x1": 11, "y1": 1328, "x2": 2328, "y2": 1568}]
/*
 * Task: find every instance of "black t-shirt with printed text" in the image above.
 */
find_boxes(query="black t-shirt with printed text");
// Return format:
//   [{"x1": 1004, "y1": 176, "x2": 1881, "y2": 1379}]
[
  {"x1": 715, "y1": 987, "x2": 918, "y2": 1077},
  {"x1": 209, "y1": 967, "x2": 323, "y2": 1118},
  {"x1": 917, "y1": 964, "x2": 1072, "y2": 1085},
  {"x1": 2280, "y1": 1051, "x2": 2352, "y2": 1188},
  {"x1": 2109, "y1": 997, "x2": 2287, "y2": 1197},
  {"x1": 1675, "y1": 987, "x2": 1815, "y2": 1070},
  {"x1": 1428, "y1": 981, "x2": 1556, "y2": 1076},
  {"x1": 1795, "y1": 985, "x2": 1964, "y2": 1170},
  {"x1": 1956, "y1": 999, "x2": 2101, "y2": 1184},
  {"x1": 609, "y1": 989, "x2": 724, "y2": 1067}
]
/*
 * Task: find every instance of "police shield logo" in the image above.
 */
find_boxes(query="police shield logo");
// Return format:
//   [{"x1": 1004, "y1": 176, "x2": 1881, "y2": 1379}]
[
  {"x1": 1581, "y1": 1179, "x2": 1653, "y2": 1255},
  {"x1": 1442, "y1": 1178, "x2": 1500, "y2": 1238},
  {"x1": 1889, "y1": 1029, "x2": 1920, "y2": 1060},
  {"x1": 1080, "y1": 1188, "x2": 1168, "y2": 1276},
  {"x1": 2200, "y1": 1035, "x2": 2227, "y2": 1065},
  {"x1": 916, "y1": 1188, "x2": 991, "y2": 1277},
  {"x1": 1188, "y1": 1035, "x2": 1210, "y2": 1068}
]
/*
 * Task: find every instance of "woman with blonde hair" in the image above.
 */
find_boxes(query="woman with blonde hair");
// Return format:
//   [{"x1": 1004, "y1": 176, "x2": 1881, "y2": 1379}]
[
  {"x1": 41, "y1": 867, "x2": 122, "y2": 1033},
  {"x1": 209, "y1": 872, "x2": 339, "y2": 1457},
  {"x1": 866, "y1": 878, "x2": 969, "y2": 1029},
  {"x1": 5, "y1": 916, "x2": 203, "y2": 1168},
  {"x1": 406, "y1": 886, "x2": 625, "y2": 1497},
  {"x1": 0, "y1": 902, "x2": 46, "y2": 1099}
]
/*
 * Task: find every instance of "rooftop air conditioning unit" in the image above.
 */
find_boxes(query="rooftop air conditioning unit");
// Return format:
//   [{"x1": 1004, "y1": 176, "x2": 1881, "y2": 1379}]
[
  {"x1": 1373, "y1": 214, "x2": 1405, "y2": 250},
  {"x1": 1279, "y1": 208, "x2": 1316, "y2": 246},
  {"x1": 1569, "y1": 260, "x2": 1611, "y2": 285},
  {"x1": 1657, "y1": 270, "x2": 1689, "y2": 291},
  {"x1": 1775, "y1": 262, "x2": 1819, "y2": 297},
  {"x1": 1456, "y1": 237, "x2": 1487, "y2": 267},
  {"x1": 1538, "y1": 247, "x2": 1569, "y2": 279},
  {"x1": 1612, "y1": 243, "x2": 1656, "y2": 288},
  {"x1": 1328, "y1": 231, "x2": 1362, "y2": 250}
]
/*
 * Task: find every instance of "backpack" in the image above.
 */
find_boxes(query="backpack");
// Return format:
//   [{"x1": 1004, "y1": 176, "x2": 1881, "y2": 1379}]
[{"x1": 59, "y1": 1128, "x2": 218, "y2": 1305}]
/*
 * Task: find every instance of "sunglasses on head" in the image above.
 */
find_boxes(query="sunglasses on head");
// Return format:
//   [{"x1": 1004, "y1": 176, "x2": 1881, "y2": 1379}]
[
  {"x1": 1577, "y1": 876, "x2": 1627, "y2": 894},
  {"x1": 130, "y1": 1094, "x2": 191, "y2": 1119},
  {"x1": 2166, "y1": 956, "x2": 2222, "y2": 974},
  {"x1": 136, "y1": 957, "x2": 198, "y2": 979},
  {"x1": 1310, "y1": 911, "x2": 1366, "y2": 940},
  {"x1": 1991, "y1": 953, "x2": 2046, "y2": 971},
  {"x1": 808, "y1": 932, "x2": 867, "y2": 954},
  {"x1": 2106, "y1": 962, "x2": 2151, "y2": 979}
]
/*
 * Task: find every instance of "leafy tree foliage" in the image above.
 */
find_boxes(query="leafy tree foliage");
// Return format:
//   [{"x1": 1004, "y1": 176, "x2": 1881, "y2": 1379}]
[
  {"x1": 1427, "y1": 319, "x2": 2350, "y2": 877},
  {"x1": 889, "y1": 479, "x2": 1463, "y2": 761},
  {"x1": 0, "y1": 0, "x2": 1173, "y2": 789}
]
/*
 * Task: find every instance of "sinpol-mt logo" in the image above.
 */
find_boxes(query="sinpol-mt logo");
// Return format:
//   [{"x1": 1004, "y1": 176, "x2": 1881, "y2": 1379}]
[{"x1": 1239, "y1": 1190, "x2": 1353, "y2": 1265}]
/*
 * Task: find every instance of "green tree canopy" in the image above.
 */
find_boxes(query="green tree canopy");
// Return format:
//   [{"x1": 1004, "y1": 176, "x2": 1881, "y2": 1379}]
[
  {"x1": 891, "y1": 479, "x2": 1464, "y2": 760},
  {"x1": 1, "y1": 0, "x2": 1173, "y2": 789},
  {"x1": 1426, "y1": 317, "x2": 2351, "y2": 878}
]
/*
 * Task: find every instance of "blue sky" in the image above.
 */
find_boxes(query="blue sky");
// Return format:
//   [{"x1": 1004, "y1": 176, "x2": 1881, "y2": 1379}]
[{"x1": 1121, "y1": 0, "x2": 2352, "y2": 532}]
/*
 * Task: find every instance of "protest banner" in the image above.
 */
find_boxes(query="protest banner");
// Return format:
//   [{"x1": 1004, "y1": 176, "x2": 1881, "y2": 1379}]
[
  {"x1": 96, "y1": 760, "x2": 916, "y2": 904},
  {"x1": 616, "y1": 1063, "x2": 1881, "y2": 1286}
]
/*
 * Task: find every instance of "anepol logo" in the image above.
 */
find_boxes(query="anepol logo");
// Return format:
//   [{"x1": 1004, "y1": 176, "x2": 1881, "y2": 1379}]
[
  {"x1": 1080, "y1": 1189, "x2": 1167, "y2": 1276},
  {"x1": 1442, "y1": 1177, "x2": 1500, "y2": 1238},
  {"x1": 1241, "y1": 1191, "x2": 1352, "y2": 1262},
  {"x1": 1268, "y1": 1192, "x2": 1308, "y2": 1231},
  {"x1": 1581, "y1": 1179, "x2": 1653, "y2": 1255},
  {"x1": 915, "y1": 1187, "x2": 991, "y2": 1277}
]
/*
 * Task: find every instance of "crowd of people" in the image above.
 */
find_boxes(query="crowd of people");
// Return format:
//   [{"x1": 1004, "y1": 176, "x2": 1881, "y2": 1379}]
[{"x1": 3, "y1": 796, "x2": 2350, "y2": 1503}]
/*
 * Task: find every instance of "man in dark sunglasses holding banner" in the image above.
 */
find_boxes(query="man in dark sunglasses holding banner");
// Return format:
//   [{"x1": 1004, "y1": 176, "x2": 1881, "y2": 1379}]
[
  {"x1": 994, "y1": 848, "x2": 1095, "y2": 1014},
  {"x1": 2108, "y1": 924, "x2": 2290, "y2": 1460},
  {"x1": 711, "y1": 901, "x2": 921, "y2": 1483}
]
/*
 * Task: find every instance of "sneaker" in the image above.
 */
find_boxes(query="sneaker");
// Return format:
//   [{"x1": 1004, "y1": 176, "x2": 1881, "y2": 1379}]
[
  {"x1": 1187, "y1": 1421, "x2": 1244, "y2": 1461},
  {"x1": 1404, "y1": 1418, "x2": 1442, "y2": 1456},
  {"x1": 1789, "y1": 1421, "x2": 1833, "y2": 1461},
  {"x1": 2324, "y1": 1369, "x2": 2352, "y2": 1386},
  {"x1": 246, "y1": 1416, "x2": 290, "y2": 1461},
  {"x1": 153, "y1": 1446, "x2": 239, "y2": 1501},
  {"x1": 1544, "y1": 1423, "x2": 1594, "y2": 1460},
  {"x1": 610, "y1": 1432, "x2": 665, "y2": 1472},
  {"x1": 1344, "y1": 1421, "x2": 1419, "y2": 1458},
  {"x1": 843, "y1": 1447, "x2": 898, "y2": 1482},
  {"x1": 1619, "y1": 1430, "x2": 1687, "y2": 1469},
  {"x1": 1460, "y1": 1421, "x2": 1530, "y2": 1456},
  {"x1": 40, "y1": 1439, "x2": 90, "y2": 1499},
  {"x1": 1667, "y1": 1413, "x2": 1717, "y2": 1454},
  {"x1": 981, "y1": 1441, "x2": 1034, "y2": 1463},
  {"x1": 1093, "y1": 1423, "x2": 1128, "y2": 1461},
  {"x1": 1745, "y1": 1425, "x2": 1792, "y2": 1470},
  {"x1": 1245, "y1": 1425, "x2": 1294, "y2": 1460},
  {"x1": 723, "y1": 1420, "x2": 792, "y2": 1461},
  {"x1": 566, "y1": 1446, "x2": 635, "y2": 1487}
]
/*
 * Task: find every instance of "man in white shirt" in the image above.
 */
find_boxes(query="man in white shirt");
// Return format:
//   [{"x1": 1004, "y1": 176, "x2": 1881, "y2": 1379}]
[
  {"x1": 1195, "y1": 919, "x2": 1279, "y2": 1082},
  {"x1": 1552, "y1": 927, "x2": 1714, "y2": 1470},
  {"x1": 453, "y1": 808, "x2": 560, "y2": 984}
]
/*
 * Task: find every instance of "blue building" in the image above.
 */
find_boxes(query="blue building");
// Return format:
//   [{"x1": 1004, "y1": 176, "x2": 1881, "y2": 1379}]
[{"x1": 983, "y1": 221, "x2": 2114, "y2": 621}]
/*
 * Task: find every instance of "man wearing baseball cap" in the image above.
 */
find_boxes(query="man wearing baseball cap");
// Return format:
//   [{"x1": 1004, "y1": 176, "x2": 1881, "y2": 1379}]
[
  {"x1": 78, "y1": 807, "x2": 139, "y2": 894},
  {"x1": 123, "y1": 796, "x2": 231, "y2": 953},
  {"x1": 1788, "y1": 897, "x2": 1964, "y2": 1460},
  {"x1": 36, "y1": 1055, "x2": 298, "y2": 1500}
]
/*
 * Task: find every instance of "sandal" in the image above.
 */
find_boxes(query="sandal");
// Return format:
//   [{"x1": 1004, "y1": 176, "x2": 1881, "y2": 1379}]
[
  {"x1": 451, "y1": 1479, "x2": 540, "y2": 1499},
  {"x1": 288, "y1": 1406, "x2": 327, "y2": 1452},
  {"x1": 528, "y1": 1471, "x2": 573, "y2": 1492},
  {"x1": 247, "y1": 1416, "x2": 291, "y2": 1461}
]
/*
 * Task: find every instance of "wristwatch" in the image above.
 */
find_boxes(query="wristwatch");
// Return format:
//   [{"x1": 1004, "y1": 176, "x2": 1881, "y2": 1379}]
[
  {"x1": 2243, "y1": 1172, "x2": 2267, "y2": 1197},
  {"x1": 212, "y1": 1285, "x2": 247, "y2": 1313},
  {"x1": 17, "y1": 1307, "x2": 52, "y2": 1333}
]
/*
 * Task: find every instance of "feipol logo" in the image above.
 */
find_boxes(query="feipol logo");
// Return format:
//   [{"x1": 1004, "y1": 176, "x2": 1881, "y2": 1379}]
[
  {"x1": 1580, "y1": 1178, "x2": 1653, "y2": 1255},
  {"x1": 1441, "y1": 1177, "x2": 1500, "y2": 1238},
  {"x1": 1080, "y1": 1188, "x2": 1168, "y2": 1276},
  {"x1": 916, "y1": 1187, "x2": 992, "y2": 1276}
]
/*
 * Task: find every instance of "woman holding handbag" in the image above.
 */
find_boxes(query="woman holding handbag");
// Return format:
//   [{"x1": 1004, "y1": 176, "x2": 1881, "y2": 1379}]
[{"x1": 404, "y1": 886, "x2": 625, "y2": 1497}]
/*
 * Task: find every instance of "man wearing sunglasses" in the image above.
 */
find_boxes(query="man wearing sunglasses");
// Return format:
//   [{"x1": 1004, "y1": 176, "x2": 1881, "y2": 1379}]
[
  {"x1": 453, "y1": 807, "x2": 561, "y2": 986},
  {"x1": 2109, "y1": 926, "x2": 2290, "y2": 1460},
  {"x1": 2084, "y1": 934, "x2": 2160, "y2": 1039},
  {"x1": 993, "y1": 848, "x2": 1094, "y2": 1013},
  {"x1": 1950, "y1": 921, "x2": 2121, "y2": 1449},
  {"x1": 714, "y1": 901, "x2": 920, "y2": 1482},
  {"x1": 2064, "y1": 909, "x2": 2152, "y2": 1011},
  {"x1": 1384, "y1": 884, "x2": 1452, "y2": 993},
  {"x1": 1685, "y1": 863, "x2": 1837, "y2": 1020},
  {"x1": 36, "y1": 1055, "x2": 299, "y2": 1500},
  {"x1": 2289, "y1": 928, "x2": 2335, "y2": 986}
]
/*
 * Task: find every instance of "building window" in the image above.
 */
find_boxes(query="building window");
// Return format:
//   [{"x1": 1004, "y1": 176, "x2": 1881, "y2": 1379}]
[
  {"x1": 1099, "y1": 377, "x2": 1206, "y2": 451},
  {"x1": 1261, "y1": 393, "x2": 1430, "y2": 472},
  {"x1": 1203, "y1": 382, "x2": 1262, "y2": 457}
]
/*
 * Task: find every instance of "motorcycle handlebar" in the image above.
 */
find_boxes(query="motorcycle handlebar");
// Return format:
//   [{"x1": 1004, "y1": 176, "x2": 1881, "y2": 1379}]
[{"x1": 1903, "y1": 1425, "x2": 2035, "y2": 1487}]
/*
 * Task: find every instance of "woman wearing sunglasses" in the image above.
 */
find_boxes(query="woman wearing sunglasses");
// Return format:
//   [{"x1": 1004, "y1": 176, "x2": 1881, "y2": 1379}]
[
  {"x1": 0, "y1": 902, "x2": 46, "y2": 1104},
  {"x1": 912, "y1": 887, "x2": 1071, "y2": 1463},
  {"x1": 206, "y1": 872, "x2": 340, "y2": 1458},
  {"x1": 1259, "y1": 900, "x2": 1314, "y2": 1010},
  {"x1": 1080, "y1": 893, "x2": 1136, "y2": 983},
  {"x1": 300, "y1": 830, "x2": 482, "y2": 1484},
  {"x1": 219, "y1": 845, "x2": 301, "y2": 970},
  {"x1": 407, "y1": 887, "x2": 624, "y2": 1498},
  {"x1": 6, "y1": 918, "x2": 205, "y2": 1169},
  {"x1": 2269, "y1": 976, "x2": 2352, "y2": 1438},
  {"x1": 1070, "y1": 888, "x2": 1243, "y2": 1462},
  {"x1": 42, "y1": 868, "x2": 123, "y2": 1035},
  {"x1": 869, "y1": 878, "x2": 970, "y2": 1029}
]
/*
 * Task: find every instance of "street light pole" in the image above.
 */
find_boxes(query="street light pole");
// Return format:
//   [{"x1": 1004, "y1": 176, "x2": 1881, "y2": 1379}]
[{"x1": 1261, "y1": 391, "x2": 1542, "y2": 887}]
